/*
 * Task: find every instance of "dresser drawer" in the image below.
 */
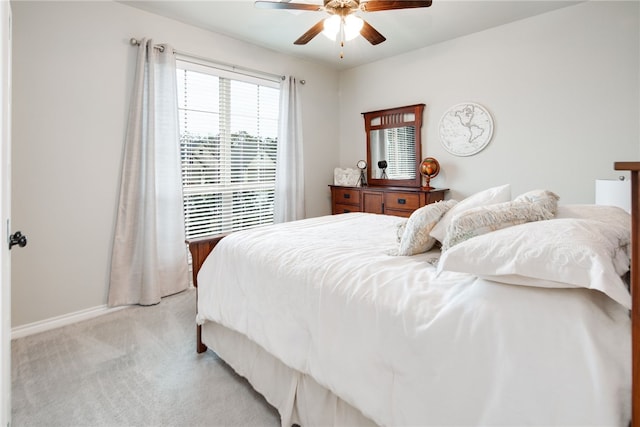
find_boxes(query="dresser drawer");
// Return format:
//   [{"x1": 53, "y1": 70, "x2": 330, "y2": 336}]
[
  {"x1": 425, "y1": 190, "x2": 446, "y2": 205},
  {"x1": 384, "y1": 192, "x2": 420, "y2": 211},
  {"x1": 384, "y1": 208, "x2": 413, "y2": 218},
  {"x1": 333, "y1": 188, "x2": 360, "y2": 206},
  {"x1": 334, "y1": 203, "x2": 360, "y2": 214}
]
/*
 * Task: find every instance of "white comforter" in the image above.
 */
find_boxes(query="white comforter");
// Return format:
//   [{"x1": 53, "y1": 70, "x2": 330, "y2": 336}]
[{"x1": 197, "y1": 213, "x2": 631, "y2": 426}]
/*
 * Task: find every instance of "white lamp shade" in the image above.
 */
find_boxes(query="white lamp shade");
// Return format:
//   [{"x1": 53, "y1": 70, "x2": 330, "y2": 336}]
[
  {"x1": 322, "y1": 15, "x2": 363, "y2": 41},
  {"x1": 322, "y1": 15, "x2": 340, "y2": 40},
  {"x1": 595, "y1": 178, "x2": 631, "y2": 213},
  {"x1": 343, "y1": 15, "x2": 364, "y2": 40}
]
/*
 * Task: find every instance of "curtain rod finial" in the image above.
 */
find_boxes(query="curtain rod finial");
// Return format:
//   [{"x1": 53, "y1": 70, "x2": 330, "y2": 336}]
[{"x1": 130, "y1": 38, "x2": 139, "y2": 46}]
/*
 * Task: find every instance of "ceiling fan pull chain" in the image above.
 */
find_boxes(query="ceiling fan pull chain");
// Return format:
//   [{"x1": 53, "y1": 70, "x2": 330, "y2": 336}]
[{"x1": 339, "y1": 17, "x2": 345, "y2": 59}]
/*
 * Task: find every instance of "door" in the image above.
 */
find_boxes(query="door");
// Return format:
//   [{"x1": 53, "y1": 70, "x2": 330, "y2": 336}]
[{"x1": 1, "y1": 2, "x2": 11, "y2": 426}]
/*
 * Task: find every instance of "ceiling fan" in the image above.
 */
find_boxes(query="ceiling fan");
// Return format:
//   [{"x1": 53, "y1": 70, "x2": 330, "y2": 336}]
[{"x1": 255, "y1": 0, "x2": 432, "y2": 47}]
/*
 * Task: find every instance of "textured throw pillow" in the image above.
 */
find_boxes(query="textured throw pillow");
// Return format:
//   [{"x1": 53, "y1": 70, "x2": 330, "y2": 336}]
[
  {"x1": 441, "y1": 190, "x2": 559, "y2": 251},
  {"x1": 514, "y1": 189, "x2": 560, "y2": 215},
  {"x1": 429, "y1": 184, "x2": 511, "y2": 243},
  {"x1": 437, "y1": 218, "x2": 631, "y2": 309},
  {"x1": 396, "y1": 220, "x2": 408, "y2": 243},
  {"x1": 396, "y1": 200, "x2": 457, "y2": 256}
]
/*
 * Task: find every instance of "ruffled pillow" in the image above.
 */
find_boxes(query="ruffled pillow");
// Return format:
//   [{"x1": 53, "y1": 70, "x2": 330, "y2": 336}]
[
  {"x1": 441, "y1": 190, "x2": 559, "y2": 251},
  {"x1": 396, "y1": 220, "x2": 407, "y2": 243},
  {"x1": 430, "y1": 184, "x2": 511, "y2": 243},
  {"x1": 514, "y1": 189, "x2": 560, "y2": 215},
  {"x1": 396, "y1": 200, "x2": 457, "y2": 256}
]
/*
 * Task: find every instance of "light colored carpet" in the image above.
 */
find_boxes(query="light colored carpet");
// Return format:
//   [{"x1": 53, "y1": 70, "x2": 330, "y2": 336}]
[{"x1": 11, "y1": 288, "x2": 281, "y2": 427}]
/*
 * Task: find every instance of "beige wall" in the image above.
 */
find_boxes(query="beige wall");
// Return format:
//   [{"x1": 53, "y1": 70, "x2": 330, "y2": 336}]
[
  {"x1": 10, "y1": 1, "x2": 339, "y2": 326},
  {"x1": 338, "y1": 1, "x2": 640, "y2": 202},
  {"x1": 11, "y1": 0, "x2": 640, "y2": 327}
]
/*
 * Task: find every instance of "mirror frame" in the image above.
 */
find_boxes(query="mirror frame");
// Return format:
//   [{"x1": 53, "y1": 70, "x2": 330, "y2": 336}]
[{"x1": 363, "y1": 103, "x2": 425, "y2": 188}]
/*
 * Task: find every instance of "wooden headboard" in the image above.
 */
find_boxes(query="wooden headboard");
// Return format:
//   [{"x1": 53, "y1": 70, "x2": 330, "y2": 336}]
[{"x1": 615, "y1": 162, "x2": 640, "y2": 425}]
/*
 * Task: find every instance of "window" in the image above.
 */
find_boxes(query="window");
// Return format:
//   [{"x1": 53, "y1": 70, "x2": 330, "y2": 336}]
[{"x1": 176, "y1": 60, "x2": 280, "y2": 239}]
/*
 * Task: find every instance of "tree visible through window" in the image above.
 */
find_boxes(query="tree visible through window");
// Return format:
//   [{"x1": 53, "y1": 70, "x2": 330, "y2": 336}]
[{"x1": 176, "y1": 61, "x2": 280, "y2": 239}]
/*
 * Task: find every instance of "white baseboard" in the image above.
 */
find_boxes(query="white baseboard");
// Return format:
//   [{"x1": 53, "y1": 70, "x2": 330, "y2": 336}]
[{"x1": 11, "y1": 304, "x2": 128, "y2": 340}]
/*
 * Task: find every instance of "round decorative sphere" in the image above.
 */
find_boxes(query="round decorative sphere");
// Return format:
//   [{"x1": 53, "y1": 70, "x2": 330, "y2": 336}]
[{"x1": 420, "y1": 157, "x2": 440, "y2": 178}]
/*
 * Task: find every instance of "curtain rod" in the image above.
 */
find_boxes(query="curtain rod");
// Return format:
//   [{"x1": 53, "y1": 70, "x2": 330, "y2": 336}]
[{"x1": 129, "y1": 38, "x2": 305, "y2": 84}]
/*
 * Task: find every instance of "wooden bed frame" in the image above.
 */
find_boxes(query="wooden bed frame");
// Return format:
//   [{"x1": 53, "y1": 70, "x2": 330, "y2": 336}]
[
  {"x1": 616, "y1": 162, "x2": 640, "y2": 426},
  {"x1": 187, "y1": 162, "x2": 640, "y2": 425},
  {"x1": 187, "y1": 233, "x2": 229, "y2": 354}
]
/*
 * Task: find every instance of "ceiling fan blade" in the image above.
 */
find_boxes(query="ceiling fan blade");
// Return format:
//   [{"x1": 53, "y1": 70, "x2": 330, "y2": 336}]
[
  {"x1": 360, "y1": 0, "x2": 432, "y2": 12},
  {"x1": 360, "y1": 20, "x2": 386, "y2": 45},
  {"x1": 294, "y1": 19, "x2": 326, "y2": 45},
  {"x1": 255, "y1": 1, "x2": 323, "y2": 11}
]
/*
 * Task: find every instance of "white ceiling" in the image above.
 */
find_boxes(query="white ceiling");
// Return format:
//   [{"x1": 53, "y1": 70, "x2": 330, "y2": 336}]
[{"x1": 121, "y1": 0, "x2": 581, "y2": 70}]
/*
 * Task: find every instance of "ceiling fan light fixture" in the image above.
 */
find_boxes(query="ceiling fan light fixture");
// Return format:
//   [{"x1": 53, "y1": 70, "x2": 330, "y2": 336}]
[
  {"x1": 322, "y1": 14, "x2": 363, "y2": 41},
  {"x1": 321, "y1": 15, "x2": 340, "y2": 40},
  {"x1": 258, "y1": 0, "x2": 433, "y2": 48},
  {"x1": 344, "y1": 15, "x2": 364, "y2": 40}
]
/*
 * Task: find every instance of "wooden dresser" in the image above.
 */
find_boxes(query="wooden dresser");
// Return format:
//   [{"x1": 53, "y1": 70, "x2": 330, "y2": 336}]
[{"x1": 330, "y1": 185, "x2": 448, "y2": 218}]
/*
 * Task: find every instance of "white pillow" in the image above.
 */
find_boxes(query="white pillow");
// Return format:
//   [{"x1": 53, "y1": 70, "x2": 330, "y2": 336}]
[
  {"x1": 429, "y1": 184, "x2": 511, "y2": 243},
  {"x1": 441, "y1": 199, "x2": 555, "y2": 251},
  {"x1": 556, "y1": 205, "x2": 631, "y2": 262},
  {"x1": 396, "y1": 200, "x2": 457, "y2": 255},
  {"x1": 556, "y1": 204, "x2": 630, "y2": 228},
  {"x1": 437, "y1": 218, "x2": 631, "y2": 309}
]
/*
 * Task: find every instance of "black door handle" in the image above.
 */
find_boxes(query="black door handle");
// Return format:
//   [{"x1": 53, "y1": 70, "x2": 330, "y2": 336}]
[{"x1": 9, "y1": 231, "x2": 27, "y2": 250}]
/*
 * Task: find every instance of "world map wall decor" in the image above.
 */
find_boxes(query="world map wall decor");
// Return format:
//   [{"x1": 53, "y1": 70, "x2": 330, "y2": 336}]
[{"x1": 439, "y1": 103, "x2": 494, "y2": 156}]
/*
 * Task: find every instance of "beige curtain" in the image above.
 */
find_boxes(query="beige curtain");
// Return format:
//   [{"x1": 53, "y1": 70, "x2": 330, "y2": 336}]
[
  {"x1": 108, "y1": 38, "x2": 188, "y2": 306},
  {"x1": 274, "y1": 76, "x2": 305, "y2": 223}
]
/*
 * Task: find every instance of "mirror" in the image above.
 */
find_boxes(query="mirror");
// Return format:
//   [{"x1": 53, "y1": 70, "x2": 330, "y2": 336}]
[{"x1": 363, "y1": 104, "x2": 424, "y2": 188}]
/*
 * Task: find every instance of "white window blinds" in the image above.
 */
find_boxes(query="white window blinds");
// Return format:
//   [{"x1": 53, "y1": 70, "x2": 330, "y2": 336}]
[
  {"x1": 176, "y1": 60, "x2": 280, "y2": 239},
  {"x1": 385, "y1": 126, "x2": 416, "y2": 179}
]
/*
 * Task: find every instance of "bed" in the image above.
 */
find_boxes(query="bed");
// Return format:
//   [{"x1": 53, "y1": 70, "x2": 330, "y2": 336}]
[{"x1": 189, "y1": 170, "x2": 640, "y2": 426}]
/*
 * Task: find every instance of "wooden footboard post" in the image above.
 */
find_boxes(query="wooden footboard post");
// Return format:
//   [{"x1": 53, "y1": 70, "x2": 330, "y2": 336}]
[
  {"x1": 196, "y1": 324, "x2": 207, "y2": 354},
  {"x1": 187, "y1": 234, "x2": 230, "y2": 354},
  {"x1": 615, "y1": 162, "x2": 640, "y2": 426}
]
